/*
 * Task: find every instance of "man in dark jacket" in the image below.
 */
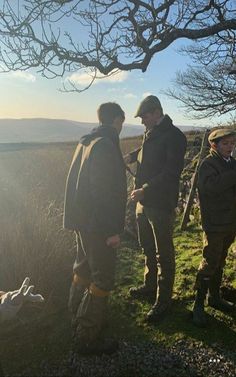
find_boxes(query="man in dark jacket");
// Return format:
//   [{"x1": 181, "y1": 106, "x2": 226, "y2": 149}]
[
  {"x1": 64, "y1": 102, "x2": 127, "y2": 354},
  {"x1": 126, "y1": 95, "x2": 187, "y2": 323},
  {"x1": 193, "y1": 128, "x2": 236, "y2": 327}
]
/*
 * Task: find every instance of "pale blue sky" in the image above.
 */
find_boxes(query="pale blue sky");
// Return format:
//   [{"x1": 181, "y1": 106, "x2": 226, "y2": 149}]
[{"x1": 0, "y1": 38, "x2": 225, "y2": 128}]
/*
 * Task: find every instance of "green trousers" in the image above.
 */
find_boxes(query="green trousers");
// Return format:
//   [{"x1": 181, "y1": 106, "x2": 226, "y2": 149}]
[
  {"x1": 195, "y1": 230, "x2": 236, "y2": 288},
  {"x1": 73, "y1": 230, "x2": 117, "y2": 292},
  {"x1": 197, "y1": 231, "x2": 235, "y2": 277},
  {"x1": 136, "y1": 202, "x2": 175, "y2": 303},
  {"x1": 72, "y1": 231, "x2": 116, "y2": 345}
]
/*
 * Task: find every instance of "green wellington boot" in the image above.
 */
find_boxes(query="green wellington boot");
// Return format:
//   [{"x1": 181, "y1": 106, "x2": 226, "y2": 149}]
[
  {"x1": 73, "y1": 291, "x2": 118, "y2": 355},
  {"x1": 208, "y1": 270, "x2": 234, "y2": 313},
  {"x1": 192, "y1": 277, "x2": 209, "y2": 327}
]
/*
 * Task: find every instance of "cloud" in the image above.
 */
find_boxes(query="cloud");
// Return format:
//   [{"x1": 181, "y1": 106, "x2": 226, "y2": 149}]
[
  {"x1": 124, "y1": 93, "x2": 137, "y2": 99},
  {"x1": 102, "y1": 70, "x2": 128, "y2": 83},
  {"x1": 67, "y1": 69, "x2": 129, "y2": 86},
  {"x1": 11, "y1": 70, "x2": 36, "y2": 82}
]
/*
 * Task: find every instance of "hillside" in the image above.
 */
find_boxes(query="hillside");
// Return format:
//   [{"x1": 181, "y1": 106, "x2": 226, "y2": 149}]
[{"x1": 0, "y1": 118, "x2": 200, "y2": 143}]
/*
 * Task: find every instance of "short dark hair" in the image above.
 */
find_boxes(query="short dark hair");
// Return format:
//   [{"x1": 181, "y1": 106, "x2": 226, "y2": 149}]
[{"x1": 97, "y1": 102, "x2": 125, "y2": 125}]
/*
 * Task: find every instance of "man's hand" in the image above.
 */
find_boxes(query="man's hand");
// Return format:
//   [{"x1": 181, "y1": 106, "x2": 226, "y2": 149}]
[
  {"x1": 0, "y1": 277, "x2": 44, "y2": 322},
  {"x1": 123, "y1": 154, "x2": 131, "y2": 164},
  {"x1": 106, "y1": 234, "x2": 121, "y2": 248},
  {"x1": 131, "y1": 188, "x2": 144, "y2": 202}
]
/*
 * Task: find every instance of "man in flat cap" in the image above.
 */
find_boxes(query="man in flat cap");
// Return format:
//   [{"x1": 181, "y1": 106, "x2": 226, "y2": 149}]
[
  {"x1": 192, "y1": 128, "x2": 236, "y2": 327},
  {"x1": 125, "y1": 95, "x2": 187, "y2": 323}
]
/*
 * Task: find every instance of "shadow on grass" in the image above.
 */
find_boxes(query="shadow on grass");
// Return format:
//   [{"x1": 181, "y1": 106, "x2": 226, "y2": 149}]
[
  {"x1": 109, "y1": 289, "x2": 235, "y2": 347},
  {"x1": 0, "y1": 307, "x2": 72, "y2": 376},
  {"x1": 146, "y1": 299, "x2": 236, "y2": 361},
  {"x1": 103, "y1": 295, "x2": 236, "y2": 377},
  {"x1": 221, "y1": 286, "x2": 236, "y2": 304}
]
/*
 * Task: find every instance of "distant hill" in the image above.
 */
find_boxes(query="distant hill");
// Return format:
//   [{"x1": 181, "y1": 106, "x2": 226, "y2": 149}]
[{"x1": 0, "y1": 118, "x2": 200, "y2": 143}]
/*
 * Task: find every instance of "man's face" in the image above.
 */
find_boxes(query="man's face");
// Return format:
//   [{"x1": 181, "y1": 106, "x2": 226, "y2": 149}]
[
  {"x1": 214, "y1": 135, "x2": 236, "y2": 158},
  {"x1": 140, "y1": 109, "x2": 161, "y2": 130}
]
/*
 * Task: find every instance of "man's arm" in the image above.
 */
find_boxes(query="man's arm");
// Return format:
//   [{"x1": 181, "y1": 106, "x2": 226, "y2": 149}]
[
  {"x1": 106, "y1": 234, "x2": 121, "y2": 248},
  {"x1": 89, "y1": 140, "x2": 126, "y2": 241},
  {"x1": 124, "y1": 148, "x2": 140, "y2": 164}
]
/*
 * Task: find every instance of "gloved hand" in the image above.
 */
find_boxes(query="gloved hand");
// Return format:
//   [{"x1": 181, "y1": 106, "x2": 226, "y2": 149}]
[{"x1": 0, "y1": 277, "x2": 44, "y2": 322}]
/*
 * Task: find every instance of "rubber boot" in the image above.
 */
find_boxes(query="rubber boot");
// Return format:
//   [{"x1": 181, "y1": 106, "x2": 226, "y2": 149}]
[
  {"x1": 73, "y1": 285, "x2": 118, "y2": 355},
  {"x1": 129, "y1": 284, "x2": 156, "y2": 301},
  {"x1": 192, "y1": 277, "x2": 209, "y2": 327},
  {"x1": 68, "y1": 273, "x2": 90, "y2": 329},
  {"x1": 146, "y1": 301, "x2": 171, "y2": 324},
  {"x1": 208, "y1": 269, "x2": 234, "y2": 313},
  {"x1": 129, "y1": 255, "x2": 157, "y2": 301}
]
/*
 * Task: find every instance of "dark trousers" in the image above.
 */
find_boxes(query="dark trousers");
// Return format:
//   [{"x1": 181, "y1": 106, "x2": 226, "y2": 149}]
[
  {"x1": 73, "y1": 230, "x2": 117, "y2": 292},
  {"x1": 196, "y1": 231, "x2": 236, "y2": 284},
  {"x1": 136, "y1": 203, "x2": 175, "y2": 303}
]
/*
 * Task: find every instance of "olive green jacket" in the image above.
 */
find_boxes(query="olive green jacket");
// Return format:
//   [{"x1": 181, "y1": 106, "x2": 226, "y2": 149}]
[
  {"x1": 130, "y1": 115, "x2": 187, "y2": 211},
  {"x1": 198, "y1": 149, "x2": 236, "y2": 232},
  {"x1": 63, "y1": 126, "x2": 127, "y2": 238}
]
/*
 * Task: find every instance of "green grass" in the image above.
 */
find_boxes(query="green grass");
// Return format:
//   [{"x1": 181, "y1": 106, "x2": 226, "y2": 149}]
[{"x1": 112, "y1": 227, "x2": 236, "y2": 351}]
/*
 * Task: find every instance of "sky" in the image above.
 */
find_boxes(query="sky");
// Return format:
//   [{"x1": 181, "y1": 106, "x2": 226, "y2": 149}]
[{"x1": 0, "y1": 37, "x2": 229, "y2": 129}]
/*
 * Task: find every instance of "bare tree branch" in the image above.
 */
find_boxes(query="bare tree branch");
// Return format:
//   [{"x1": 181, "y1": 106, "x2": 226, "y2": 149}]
[
  {"x1": 0, "y1": 0, "x2": 235, "y2": 92},
  {"x1": 165, "y1": 23, "x2": 236, "y2": 119}
]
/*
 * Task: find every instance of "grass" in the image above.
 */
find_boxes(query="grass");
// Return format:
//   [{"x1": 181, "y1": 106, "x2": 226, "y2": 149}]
[
  {"x1": 0, "y1": 139, "x2": 235, "y2": 375},
  {"x1": 113, "y1": 227, "x2": 236, "y2": 351}
]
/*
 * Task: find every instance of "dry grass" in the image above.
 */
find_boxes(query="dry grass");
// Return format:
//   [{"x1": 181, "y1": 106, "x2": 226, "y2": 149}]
[
  {"x1": 0, "y1": 138, "x2": 141, "y2": 309},
  {"x1": 0, "y1": 144, "x2": 76, "y2": 307}
]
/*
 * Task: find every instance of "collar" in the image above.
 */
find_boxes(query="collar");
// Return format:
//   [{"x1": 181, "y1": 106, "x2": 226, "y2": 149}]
[
  {"x1": 156, "y1": 115, "x2": 165, "y2": 126},
  {"x1": 210, "y1": 148, "x2": 232, "y2": 163},
  {"x1": 223, "y1": 157, "x2": 231, "y2": 163},
  {"x1": 145, "y1": 115, "x2": 165, "y2": 136},
  {"x1": 144, "y1": 114, "x2": 172, "y2": 141}
]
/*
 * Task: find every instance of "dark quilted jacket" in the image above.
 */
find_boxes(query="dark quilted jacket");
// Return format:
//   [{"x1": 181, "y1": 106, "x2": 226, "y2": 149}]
[
  {"x1": 198, "y1": 149, "x2": 236, "y2": 232},
  {"x1": 64, "y1": 126, "x2": 127, "y2": 237},
  {"x1": 130, "y1": 115, "x2": 187, "y2": 211}
]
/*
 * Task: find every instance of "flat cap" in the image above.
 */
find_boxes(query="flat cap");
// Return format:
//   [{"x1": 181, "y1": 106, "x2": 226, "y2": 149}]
[
  {"x1": 208, "y1": 128, "x2": 236, "y2": 143},
  {"x1": 135, "y1": 95, "x2": 163, "y2": 118}
]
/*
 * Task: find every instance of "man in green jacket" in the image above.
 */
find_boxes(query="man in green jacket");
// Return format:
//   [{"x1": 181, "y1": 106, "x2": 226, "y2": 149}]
[
  {"x1": 126, "y1": 95, "x2": 187, "y2": 323},
  {"x1": 64, "y1": 102, "x2": 127, "y2": 354},
  {"x1": 193, "y1": 128, "x2": 236, "y2": 327}
]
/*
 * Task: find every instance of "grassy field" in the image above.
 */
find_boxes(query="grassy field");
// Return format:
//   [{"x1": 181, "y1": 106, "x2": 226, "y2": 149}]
[{"x1": 0, "y1": 138, "x2": 235, "y2": 376}]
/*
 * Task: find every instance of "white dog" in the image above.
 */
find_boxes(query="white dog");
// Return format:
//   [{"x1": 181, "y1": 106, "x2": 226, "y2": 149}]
[
  {"x1": 0, "y1": 277, "x2": 44, "y2": 322},
  {"x1": 0, "y1": 277, "x2": 44, "y2": 376}
]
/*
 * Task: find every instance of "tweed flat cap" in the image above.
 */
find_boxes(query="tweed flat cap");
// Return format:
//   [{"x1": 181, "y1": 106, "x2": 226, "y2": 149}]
[
  {"x1": 135, "y1": 95, "x2": 163, "y2": 118},
  {"x1": 208, "y1": 128, "x2": 236, "y2": 143}
]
